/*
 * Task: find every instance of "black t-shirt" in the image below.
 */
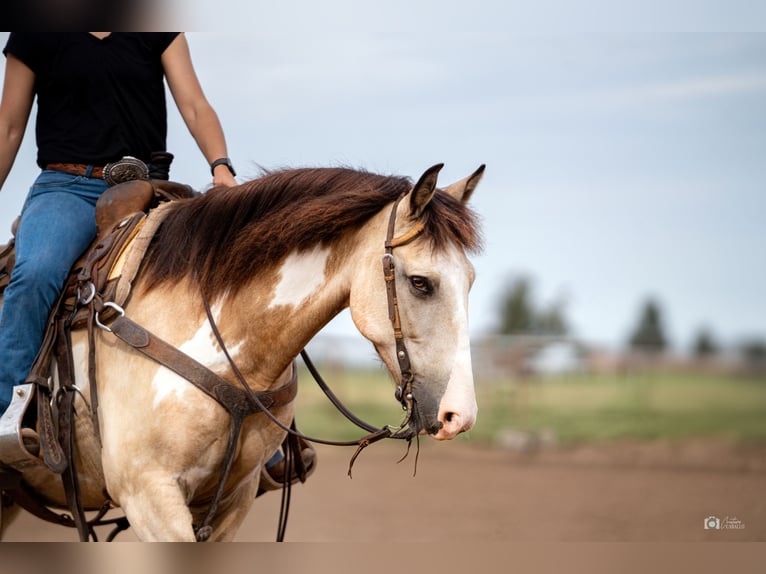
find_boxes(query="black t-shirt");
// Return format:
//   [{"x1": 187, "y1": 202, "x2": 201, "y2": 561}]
[{"x1": 3, "y1": 32, "x2": 180, "y2": 167}]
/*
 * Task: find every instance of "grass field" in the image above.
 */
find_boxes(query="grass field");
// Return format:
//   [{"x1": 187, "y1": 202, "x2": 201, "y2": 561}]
[{"x1": 291, "y1": 364, "x2": 766, "y2": 445}]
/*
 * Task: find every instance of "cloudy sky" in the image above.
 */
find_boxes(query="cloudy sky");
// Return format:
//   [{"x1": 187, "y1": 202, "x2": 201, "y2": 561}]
[{"x1": 1, "y1": 3, "x2": 765, "y2": 351}]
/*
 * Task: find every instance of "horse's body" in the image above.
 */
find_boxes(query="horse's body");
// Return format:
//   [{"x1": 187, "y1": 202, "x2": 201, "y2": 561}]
[{"x1": 2, "y1": 164, "x2": 484, "y2": 541}]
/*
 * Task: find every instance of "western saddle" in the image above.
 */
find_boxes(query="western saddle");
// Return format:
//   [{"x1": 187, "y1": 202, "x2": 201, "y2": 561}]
[{"x1": 0, "y1": 178, "x2": 195, "y2": 532}]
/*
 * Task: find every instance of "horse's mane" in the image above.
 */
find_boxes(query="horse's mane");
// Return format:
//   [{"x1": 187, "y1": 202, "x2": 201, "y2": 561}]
[{"x1": 141, "y1": 167, "x2": 483, "y2": 297}]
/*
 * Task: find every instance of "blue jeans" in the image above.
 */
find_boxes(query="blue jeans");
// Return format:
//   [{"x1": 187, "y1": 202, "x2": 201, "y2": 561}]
[
  {"x1": 266, "y1": 449, "x2": 283, "y2": 468},
  {"x1": 0, "y1": 170, "x2": 107, "y2": 412}
]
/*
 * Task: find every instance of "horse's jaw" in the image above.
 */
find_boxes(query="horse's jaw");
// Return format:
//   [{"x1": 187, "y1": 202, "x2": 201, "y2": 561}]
[{"x1": 362, "y1": 302, "x2": 478, "y2": 442}]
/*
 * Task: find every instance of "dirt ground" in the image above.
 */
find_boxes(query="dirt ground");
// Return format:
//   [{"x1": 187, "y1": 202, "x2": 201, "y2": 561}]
[{"x1": 2, "y1": 439, "x2": 765, "y2": 542}]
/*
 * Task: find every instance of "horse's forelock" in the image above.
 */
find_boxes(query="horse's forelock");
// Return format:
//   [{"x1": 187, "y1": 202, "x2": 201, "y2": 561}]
[{"x1": 422, "y1": 192, "x2": 484, "y2": 256}]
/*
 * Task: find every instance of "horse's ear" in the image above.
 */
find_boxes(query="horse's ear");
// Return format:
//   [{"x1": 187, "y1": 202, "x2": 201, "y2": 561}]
[
  {"x1": 410, "y1": 163, "x2": 444, "y2": 217},
  {"x1": 444, "y1": 164, "x2": 486, "y2": 204}
]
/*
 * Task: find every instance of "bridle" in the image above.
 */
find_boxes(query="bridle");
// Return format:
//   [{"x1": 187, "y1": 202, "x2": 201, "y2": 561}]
[
  {"x1": 21, "y1": 192, "x2": 429, "y2": 542},
  {"x1": 199, "y1": 193, "x2": 427, "y2": 540},
  {"x1": 93, "y1": 192, "x2": 426, "y2": 541},
  {"x1": 206, "y1": 193, "x2": 427, "y2": 456},
  {"x1": 383, "y1": 195, "x2": 425, "y2": 415}
]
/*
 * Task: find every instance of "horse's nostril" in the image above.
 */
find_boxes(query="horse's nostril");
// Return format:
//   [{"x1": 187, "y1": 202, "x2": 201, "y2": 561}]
[
  {"x1": 426, "y1": 420, "x2": 444, "y2": 435},
  {"x1": 444, "y1": 412, "x2": 455, "y2": 423}
]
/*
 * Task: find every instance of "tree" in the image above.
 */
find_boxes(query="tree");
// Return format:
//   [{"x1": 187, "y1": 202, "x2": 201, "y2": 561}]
[
  {"x1": 628, "y1": 298, "x2": 668, "y2": 353},
  {"x1": 498, "y1": 276, "x2": 569, "y2": 336},
  {"x1": 692, "y1": 327, "x2": 718, "y2": 358},
  {"x1": 499, "y1": 277, "x2": 535, "y2": 335},
  {"x1": 536, "y1": 300, "x2": 568, "y2": 337},
  {"x1": 740, "y1": 338, "x2": 766, "y2": 376}
]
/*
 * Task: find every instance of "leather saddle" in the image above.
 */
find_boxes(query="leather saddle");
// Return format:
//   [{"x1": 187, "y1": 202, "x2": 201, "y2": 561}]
[
  {"x1": 0, "y1": 179, "x2": 195, "y2": 297},
  {"x1": 0, "y1": 177, "x2": 310, "y2": 541},
  {"x1": 0, "y1": 178, "x2": 196, "y2": 471}
]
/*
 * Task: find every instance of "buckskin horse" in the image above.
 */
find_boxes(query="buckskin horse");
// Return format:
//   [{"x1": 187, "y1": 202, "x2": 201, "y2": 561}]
[{"x1": 0, "y1": 163, "x2": 484, "y2": 541}]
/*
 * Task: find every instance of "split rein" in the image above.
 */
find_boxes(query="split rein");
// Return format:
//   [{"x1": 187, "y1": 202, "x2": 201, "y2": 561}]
[
  {"x1": 201, "y1": 193, "x2": 426, "y2": 475},
  {"x1": 87, "y1": 194, "x2": 424, "y2": 540}
]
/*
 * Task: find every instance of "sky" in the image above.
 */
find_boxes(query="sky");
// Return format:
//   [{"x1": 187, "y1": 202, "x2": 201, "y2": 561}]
[{"x1": 1, "y1": 3, "x2": 765, "y2": 352}]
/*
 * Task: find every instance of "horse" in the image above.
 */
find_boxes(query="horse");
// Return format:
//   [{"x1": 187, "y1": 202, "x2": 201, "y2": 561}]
[{"x1": 1, "y1": 163, "x2": 484, "y2": 541}]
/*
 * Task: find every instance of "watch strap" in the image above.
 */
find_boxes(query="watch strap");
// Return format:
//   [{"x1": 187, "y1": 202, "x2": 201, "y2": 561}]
[{"x1": 210, "y1": 157, "x2": 236, "y2": 177}]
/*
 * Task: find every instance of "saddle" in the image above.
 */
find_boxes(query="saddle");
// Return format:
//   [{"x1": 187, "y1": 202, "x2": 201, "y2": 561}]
[
  {"x1": 0, "y1": 178, "x2": 195, "y2": 535},
  {"x1": 0, "y1": 179, "x2": 195, "y2": 301}
]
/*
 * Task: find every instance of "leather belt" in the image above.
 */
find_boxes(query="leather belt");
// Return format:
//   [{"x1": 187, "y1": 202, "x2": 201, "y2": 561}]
[{"x1": 46, "y1": 163, "x2": 105, "y2": 179}]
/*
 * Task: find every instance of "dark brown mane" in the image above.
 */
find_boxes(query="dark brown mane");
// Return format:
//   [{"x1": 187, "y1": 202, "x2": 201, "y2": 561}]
[{"x1": 141, "y1": 167, "x2": 483, "y2": 297}]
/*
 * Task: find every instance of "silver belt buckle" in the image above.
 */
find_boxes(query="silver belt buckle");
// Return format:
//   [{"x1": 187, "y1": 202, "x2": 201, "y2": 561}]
[{"x1": 103, "y1": 156, "x2": 150, "y2": 186}]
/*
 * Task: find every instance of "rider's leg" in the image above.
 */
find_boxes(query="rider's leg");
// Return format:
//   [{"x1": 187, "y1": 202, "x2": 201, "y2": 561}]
[
  {"x1": 258, "y1": 437, "x2": 316, "y2": 495},
  {"x1": 0, "y1": 171, "x2": 105, "y2": 414}
]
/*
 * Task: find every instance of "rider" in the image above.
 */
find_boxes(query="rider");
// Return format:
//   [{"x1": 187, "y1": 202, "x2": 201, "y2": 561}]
[{"x1": 0, "y1": 32, "x2": 313, "y2": 488}]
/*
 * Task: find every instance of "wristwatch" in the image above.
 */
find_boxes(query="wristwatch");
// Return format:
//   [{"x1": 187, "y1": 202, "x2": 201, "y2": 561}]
[{"x1": 210, "y1": 157, "x2": 236, "y2": 177}]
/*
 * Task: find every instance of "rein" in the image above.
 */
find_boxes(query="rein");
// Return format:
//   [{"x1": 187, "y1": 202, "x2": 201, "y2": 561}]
[
  {"x1": 201, "y1": 194, "x2": 426, "y2": 471},
  {"x1": 80, "y1": 193, "x2": 424, "y2": 541}
]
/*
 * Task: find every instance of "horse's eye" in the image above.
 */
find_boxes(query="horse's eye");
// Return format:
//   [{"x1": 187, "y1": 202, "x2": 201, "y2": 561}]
[{"x1": 409, "y1": 276, "x2": 433, "y2": 296}]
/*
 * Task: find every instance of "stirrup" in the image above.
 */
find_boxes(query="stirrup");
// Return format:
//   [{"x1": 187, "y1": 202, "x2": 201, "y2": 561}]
[
  {"x1": 0, "y1": 384, "x2": 42, "y2": 471},
  {"x1": 257, "y1": 441, "x2": 317, "y2": 497}
]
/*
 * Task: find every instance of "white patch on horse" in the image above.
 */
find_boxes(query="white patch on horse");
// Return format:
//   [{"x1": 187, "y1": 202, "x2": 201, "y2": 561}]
[
  {"x1": 151, "y1": 310, "x2": 243, "y2": 409},
  {"x1": 436, "y1": 252, "x2": 478, "y2": 436},
  {"x1": 269, "y1": 246, "x2": 330, "y2": 309}
]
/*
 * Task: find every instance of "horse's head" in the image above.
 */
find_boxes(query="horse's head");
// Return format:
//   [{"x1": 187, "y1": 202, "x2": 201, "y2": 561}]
[
  {"x1": 349, "y1": 164, "x2": 485, "y2": 441},
  {"x1": 138, "y1": 163, "x2": 483, "y2": 439}
]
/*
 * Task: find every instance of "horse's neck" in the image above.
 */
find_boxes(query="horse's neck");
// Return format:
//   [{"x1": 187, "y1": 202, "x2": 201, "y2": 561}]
[
  {"x1": 132, "y1": 210, "x2": 387, "y2": 387},
  {"x1": 227, "y1": 207, "x2": 394, "y2": 378},
  {"x1": 216, "y1": 244, "x2": 358, "y2": 382}
]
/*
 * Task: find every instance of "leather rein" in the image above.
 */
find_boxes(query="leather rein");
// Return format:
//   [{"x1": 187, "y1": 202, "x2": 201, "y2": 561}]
[
  {"x1": 91, "y1": 193, "x2": 425, "y2": 540},
  {"x1": 198, "y1": 194, "x2": 425, "y2": 462}
]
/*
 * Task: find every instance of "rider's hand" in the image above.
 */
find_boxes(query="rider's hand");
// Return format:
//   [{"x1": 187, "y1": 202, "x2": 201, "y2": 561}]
[{"x1": 212, "y1": 166, "x2": 237, "y2": 188}]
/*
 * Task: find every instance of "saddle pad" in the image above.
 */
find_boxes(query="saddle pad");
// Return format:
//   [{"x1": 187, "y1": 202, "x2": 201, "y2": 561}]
[{"x1": 110, "y1": 201, "x2": 175, "y2": 306}]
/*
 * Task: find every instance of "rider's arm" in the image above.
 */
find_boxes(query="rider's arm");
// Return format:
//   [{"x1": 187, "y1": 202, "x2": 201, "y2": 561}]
[
  {"x1": 0, "y1": 55, "x2": 35, "y2": 192},
  {"x1": 161, "y1": 33, "x2": 237, "y2": 188}
]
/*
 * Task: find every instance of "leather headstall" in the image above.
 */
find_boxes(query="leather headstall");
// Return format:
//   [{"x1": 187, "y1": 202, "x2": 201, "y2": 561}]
[
  {"x1": 383, "y1": 195, "x2": 425, "y2": 418},
  {"x1": 193, "y1": 193, "x2": 427, "y2": 482}
]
